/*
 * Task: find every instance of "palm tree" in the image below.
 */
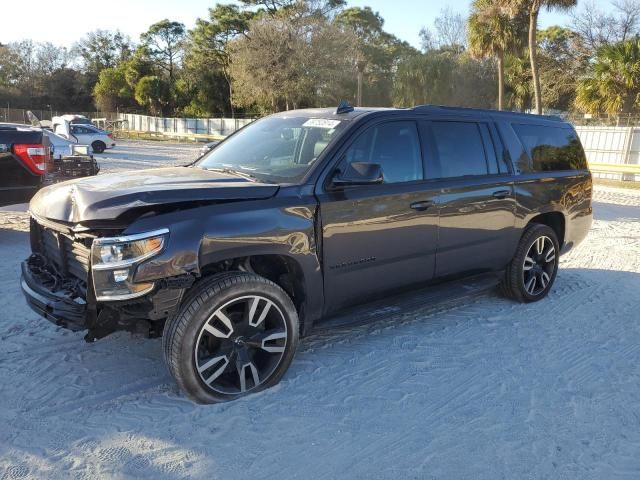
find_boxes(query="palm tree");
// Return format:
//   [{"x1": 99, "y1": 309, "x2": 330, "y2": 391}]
[
  {"x1": 576, "y1": 38, "x2": 640, "y2": 116},
  {"x1": 468, "y1": 0, "x2": 525, "y2": 110},
  {"x1": 508, "y1": 0, "x2": 576, "y2": 114}
]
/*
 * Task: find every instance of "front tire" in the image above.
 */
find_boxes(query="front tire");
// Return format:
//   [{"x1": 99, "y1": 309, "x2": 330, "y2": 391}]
[
  {"x1": 163, "y1": 272, "x2": 300, "y2": 404},
  {"x1": 91, "y1": 141, "x2": 106, "y2": 153},
  {"x1": 500, "y1": 224, "x2": 560, "y2": 303}
]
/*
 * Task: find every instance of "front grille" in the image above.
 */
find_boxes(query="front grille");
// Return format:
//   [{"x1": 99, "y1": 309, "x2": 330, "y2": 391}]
[{"x1": 35, "y1": 221, "x2": 91, "y2": 284}]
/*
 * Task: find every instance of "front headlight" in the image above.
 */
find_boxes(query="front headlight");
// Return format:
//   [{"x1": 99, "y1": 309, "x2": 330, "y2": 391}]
[{"x1": 91, "y1": 228, "x2": 169, "y2": 301}]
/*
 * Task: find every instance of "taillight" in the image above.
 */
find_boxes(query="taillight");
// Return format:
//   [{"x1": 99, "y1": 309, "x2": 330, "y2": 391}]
[
  {"x1": 13, "y1": 144, "x2": 49, "y2": 175},
  {"x1": 107, "y1": 133, "x2": 114, "y2": 139}
]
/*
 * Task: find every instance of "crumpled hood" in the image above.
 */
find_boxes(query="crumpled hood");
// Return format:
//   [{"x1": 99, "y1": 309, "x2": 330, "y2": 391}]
[{"x1": 30, "y1": 167, "x2": 279, "y2": 223}]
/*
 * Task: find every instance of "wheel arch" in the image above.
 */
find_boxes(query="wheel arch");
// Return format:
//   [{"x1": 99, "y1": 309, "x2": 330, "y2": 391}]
[
  {"x1": 526, "y1": 210, "x2": 566, "y2": 246},
  {"x1": 198, "y1": 253, "x2": 313, "y2": 334}
]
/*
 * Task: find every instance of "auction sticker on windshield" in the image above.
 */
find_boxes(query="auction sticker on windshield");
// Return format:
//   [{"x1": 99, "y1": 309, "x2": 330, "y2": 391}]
[{"x1": 303, "y1": 119, "x2": 342, "y2": 129}]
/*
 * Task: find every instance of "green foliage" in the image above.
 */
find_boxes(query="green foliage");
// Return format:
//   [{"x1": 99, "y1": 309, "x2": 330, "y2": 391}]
[
  {"x1": 334, "y1": 6, "x2": 417, "y2": 106},
  {"x1": 185, "y1": 4, "x2": 253, "y2": 116},
  {"x1": 134, "y1": 75, "x2": 171, "y2": 115},
  {"x1": 141, "y1": 20, "x2": 186, "y2": 82},
  {"x1": 393, "y1": 51, "x2": 497, "y2": 108},
  {"x1": 93, "y1": 66, "x2": 134, "y2": 112},
  {"x1": 576, "y1": 38, "x2": 640, "y2": 114},
  {"x1": 73, "y1": 30, "x2": 132, "y2": 77},
  {"x1": 468, "y1": 0, "x2": 527, "y2": 109},
  {"x1": 504, "y1": 54, "x2": 532, "y2": 110},
  {"x1": 507, "y1": 0, "x2": 578, "y2": 113}
]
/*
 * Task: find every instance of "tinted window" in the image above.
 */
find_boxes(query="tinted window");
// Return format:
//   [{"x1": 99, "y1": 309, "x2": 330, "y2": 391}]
[
  {"x1": 343, "y1": 121, "x2": 422, "y2": 183},
  {"x1": 479, "y1": 124, "x2": 500, "y2": 174},
  {"x1": 513, "y1": 124, "x2": 587, "y2": 172},
  {"x1": 429, "y1": 122, "x2": 488, "y2": 178}
]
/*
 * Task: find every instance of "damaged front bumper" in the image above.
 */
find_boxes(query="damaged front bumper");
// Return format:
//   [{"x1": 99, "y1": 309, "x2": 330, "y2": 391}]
[
  {"x1": 21, "y1": 253, "x2": 191, "y2": 341},
  {"x1": 21, "y1": 255, "x2": 88, "y2": 331}
]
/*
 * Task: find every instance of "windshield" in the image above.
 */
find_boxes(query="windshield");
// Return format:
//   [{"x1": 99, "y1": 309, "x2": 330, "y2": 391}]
[{"x1": 196, "y1": 115, "x2": 348, "y2": 182}]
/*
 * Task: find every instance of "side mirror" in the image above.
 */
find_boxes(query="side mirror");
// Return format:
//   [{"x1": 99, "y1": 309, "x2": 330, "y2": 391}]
[{"x1": 331, "y1": 162, "x2": 384, "y2": 187}]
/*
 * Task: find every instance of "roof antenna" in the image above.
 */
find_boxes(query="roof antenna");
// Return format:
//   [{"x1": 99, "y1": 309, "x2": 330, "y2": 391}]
[{"x1": 336, "y1": 100, "x2": 354, "y2": 114}]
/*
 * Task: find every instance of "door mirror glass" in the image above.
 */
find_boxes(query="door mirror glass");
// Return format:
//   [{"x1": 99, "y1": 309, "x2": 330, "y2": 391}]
[{"x1": 332, "y1": 162, "x2": 383, "y2": 187}]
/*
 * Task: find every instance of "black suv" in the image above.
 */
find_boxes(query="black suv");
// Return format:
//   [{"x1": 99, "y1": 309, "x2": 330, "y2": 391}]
[{"x1": 21, "y1": 105, "x2": 592, "y2": 403}]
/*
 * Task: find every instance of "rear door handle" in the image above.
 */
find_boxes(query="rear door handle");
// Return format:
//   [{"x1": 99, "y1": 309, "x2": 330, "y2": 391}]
[
  {"x1": 492, "y1": 190, "x2": 512, "y2": 199},
  {"x1": 410, "y1": 200, "x2": 436, "y2": 211}
]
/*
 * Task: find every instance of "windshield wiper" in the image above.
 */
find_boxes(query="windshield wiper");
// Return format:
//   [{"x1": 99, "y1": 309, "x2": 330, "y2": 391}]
[{"x1": 206, "y1": 166, "x2": 260, "y2": 182}]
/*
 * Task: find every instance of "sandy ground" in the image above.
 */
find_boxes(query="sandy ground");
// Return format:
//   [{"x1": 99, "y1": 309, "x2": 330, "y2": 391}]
[{"x1": 1, "y1": 141, "x2": 640, "y2": 479}]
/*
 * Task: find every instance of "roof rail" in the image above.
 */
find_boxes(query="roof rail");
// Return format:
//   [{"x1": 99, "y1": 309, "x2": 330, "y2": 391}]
[{"x1": 412, "y1": 105, "x2": 563, "y2": 122}]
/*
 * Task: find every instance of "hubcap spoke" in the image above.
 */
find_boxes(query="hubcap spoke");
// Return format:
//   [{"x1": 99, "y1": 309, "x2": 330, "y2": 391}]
[
  {"x1": 236, "y1": 351, "x2": 259, "y2": 393},
  {"x1": 523, "y1": 256, "x2": 536, "y2": 271},
  {"x1": 540, "y1": 271, "x2": 550, "y2": 289},
  {"x1": 525, "y1": 275, "x2": 537, "y2": 294},
  {"x1": 248, "y1": 298, "x2": 273, "y2": 328},
  {"x1": 535, "y1": 237, "x2": 545, "y2": 256},
  {"x1": 203, "y1": 310, "x2": 234, "y2": 339},
  {"x1": 544, "y1": 248, "x2": 556, "y2": 263},
  {"x1": 198, "y1": 355, "x2": 230, "y2": 385},
  {"x1": 247, "y1": 329, "x2": 287, "y2": 353}
]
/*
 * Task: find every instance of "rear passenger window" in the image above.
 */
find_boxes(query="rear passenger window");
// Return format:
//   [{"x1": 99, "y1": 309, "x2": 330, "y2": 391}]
[
  {"x1": 512, "y1": 124, "x2": 587, "y2": 172},
  {"x1": 343, "y1": 121, "x2": 423, "y2": 183},
  {"x1": 429, "y1": 122, "x2": 488, "y2": 178}
]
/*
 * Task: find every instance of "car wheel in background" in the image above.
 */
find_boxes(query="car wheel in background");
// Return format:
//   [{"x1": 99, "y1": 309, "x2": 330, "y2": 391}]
[{"x1": 91, "y1": 141, "x2": 106, "y2": 153}]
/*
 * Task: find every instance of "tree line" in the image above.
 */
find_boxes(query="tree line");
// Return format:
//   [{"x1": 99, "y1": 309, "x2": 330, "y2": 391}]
[{"x1": 1, "y1": 0, "x2": 639, "y2": 118}]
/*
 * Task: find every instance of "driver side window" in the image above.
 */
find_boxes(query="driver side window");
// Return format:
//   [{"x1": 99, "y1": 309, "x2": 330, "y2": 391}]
[{"x1": 343, "y1": 121, "x2": 423, "y2": 183}]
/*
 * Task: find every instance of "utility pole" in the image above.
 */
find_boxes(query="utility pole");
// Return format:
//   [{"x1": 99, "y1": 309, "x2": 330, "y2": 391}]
[{"x1": 356, "y1": 60, "x2": 367, "y2": 107}]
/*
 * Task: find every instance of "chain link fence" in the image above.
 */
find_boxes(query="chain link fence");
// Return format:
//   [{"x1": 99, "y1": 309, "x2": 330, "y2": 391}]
[
  {"x1": 568, "y1": 113, "x2": 640, "y2": 128},
  {"x1": 1, "y1": 108, "x2": 119, "y2": 124}
]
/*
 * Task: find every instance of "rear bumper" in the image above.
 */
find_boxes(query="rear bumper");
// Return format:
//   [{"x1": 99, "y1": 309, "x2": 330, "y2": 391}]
[{"x1": 20, "y1": 259, "x2": 88, "y2": 331}]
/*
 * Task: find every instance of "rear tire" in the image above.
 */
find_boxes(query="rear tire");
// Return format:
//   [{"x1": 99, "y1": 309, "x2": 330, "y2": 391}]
[
  {"x1": 162, "y1": 271, "x2": 299, "y2": 404},
  {"x1": 500, "y1": 224, "x2": 560, "y2": 303},
  {"x1": 91, "y1": 141, "x2": 106, "y2": 153}
]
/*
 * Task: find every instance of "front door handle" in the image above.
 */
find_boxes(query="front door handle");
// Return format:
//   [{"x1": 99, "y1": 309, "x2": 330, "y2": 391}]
[
  {"x1": 492, "y1": 190, "x2": 512, "y2": 199},
  {"x1": 410, "y1": 200, "x2": 436, "y2": 211}
]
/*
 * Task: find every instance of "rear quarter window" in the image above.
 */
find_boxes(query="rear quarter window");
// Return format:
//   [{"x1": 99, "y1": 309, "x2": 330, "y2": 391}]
[{"x1": 513, "y1": 124, "x2": 587, "y2": 172}]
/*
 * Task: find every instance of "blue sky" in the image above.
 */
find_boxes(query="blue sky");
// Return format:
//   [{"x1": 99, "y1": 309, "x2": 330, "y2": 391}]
[{"x1": 3, "y1": 0, "x2": 614, "y2": 48}]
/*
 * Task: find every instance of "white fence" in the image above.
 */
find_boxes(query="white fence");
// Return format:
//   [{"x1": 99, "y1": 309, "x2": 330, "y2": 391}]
[
  {"x1": 118, "y1": 113, "x2": 255, "y2": 137},
  {"x1": 575, "y1": 126, "x2": 640, "y2": 181}
]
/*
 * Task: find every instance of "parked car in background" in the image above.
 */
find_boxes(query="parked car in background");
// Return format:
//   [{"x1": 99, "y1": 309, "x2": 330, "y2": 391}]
[
  {"x1": 0, "y1": 123, "x2": 49, "y2": 206},
  {"x1": 53, "y1": 117, "x2": 115, "y2": 154},
  {"x1": 69, "y1": 125, "x2": 115, "y2": 153},
  {"x1": 21, "y1": 104, "x2": 592, "y2": 404},
  {"x1": 199, "y1": 140, "x2": 221, "y2": 157},
  {"x1": 56, "y1": 114, "x2": 93, "y2": 126}
]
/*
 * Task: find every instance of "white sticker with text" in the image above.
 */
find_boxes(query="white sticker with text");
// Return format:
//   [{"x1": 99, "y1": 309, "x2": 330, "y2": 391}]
[{"x1": 303, "y1": 119, "x2": 342, "y2": 129}]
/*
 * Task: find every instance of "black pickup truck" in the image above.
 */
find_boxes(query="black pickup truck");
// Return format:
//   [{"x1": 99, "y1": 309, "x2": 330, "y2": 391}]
[
  {"x1": 21, "y1": 104, "x2": 592, "y2": 403},
  {"x1": 0, "y1": 123, "x2": 49, "y2": 206}
]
